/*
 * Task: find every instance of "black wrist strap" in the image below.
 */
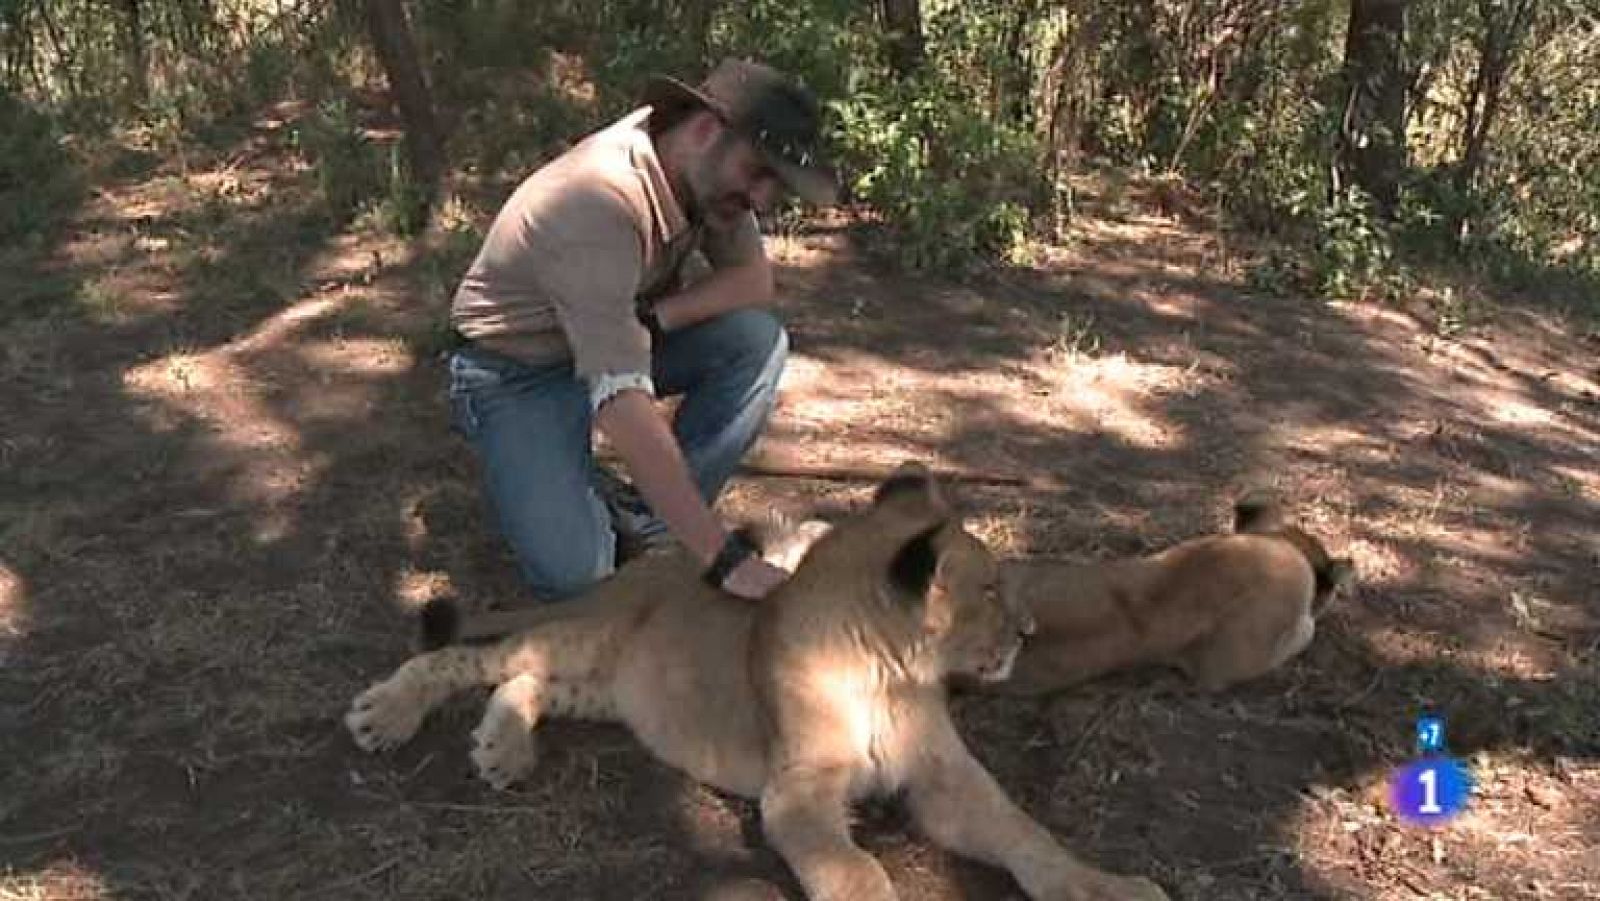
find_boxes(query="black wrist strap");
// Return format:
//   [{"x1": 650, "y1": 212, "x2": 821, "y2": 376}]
[
  {"x1": 639, "y1": 305, "x2": 664, "y2": 337},
  {"x1": 703, "y1": 530, "x2": 758, "y2": 589}
]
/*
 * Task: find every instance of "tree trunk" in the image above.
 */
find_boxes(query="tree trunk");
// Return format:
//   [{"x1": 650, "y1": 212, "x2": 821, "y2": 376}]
[
  {"x1": 114, "y1": 0, "x2": 147, "y2": 105},
  {"x1": 1040, "y1": 12, "x2": 1104, "y2": 177},
  {"x1": 1456, "y1": 0, "x2": 1536, "y2": 193},
  {"x1": 997, "y1": 0, "x2": 1036, "y2": 126},
  {"x1": 1337, "y1": 0, "x2": 1408, "y2": 216},
  {"x1": 36, "y1": 0, "x2": 78, "y2": 98},
  {"x1": 359, "y1": 0, "x2": 445, "y2": 196},
  {"x1": 682, "y1": 0, "x2": 716, "y2": 63},
  {"x1": 878, "y1": 0, "x2": 924, "y2": 79},
  {"x1": 2, "y1": 1, "x2": 33, "y2": 91}
]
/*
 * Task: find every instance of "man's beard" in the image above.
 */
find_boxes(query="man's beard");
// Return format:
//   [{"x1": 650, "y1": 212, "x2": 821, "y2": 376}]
[
  {"x1": 702, "y1": 189, "x2": 751, "y2": 227},
  {"x1": 686, "y1": 137, "x2": 752, "y2": 228}
]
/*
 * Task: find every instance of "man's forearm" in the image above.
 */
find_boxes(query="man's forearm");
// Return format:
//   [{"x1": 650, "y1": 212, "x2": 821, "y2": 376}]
[
  {"x1": 594, "y1": 389, "x2": 725, "y2": 565},
  {"x1": 652, "y1": 258, "x2": 774, "y2": 331}
]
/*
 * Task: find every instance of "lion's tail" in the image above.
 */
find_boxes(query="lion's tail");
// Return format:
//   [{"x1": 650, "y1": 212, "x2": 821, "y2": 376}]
[
  {"x1": 418, "y1": 597, "x2": 463, "y2": 650},
  {"x1": 416, "y1": 595, "x2": 609, "y2": 651}
]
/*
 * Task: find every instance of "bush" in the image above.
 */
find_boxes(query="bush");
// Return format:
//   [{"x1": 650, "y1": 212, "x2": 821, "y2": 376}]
[
  {"x1": 834, "y1": 79, "x2": 1041, "y2": 272},
  {"x1": 1247, "y1": 185, "x2": 1401, "y2": 302},
  {"x1": 1304, "y1": 185, "x2": 1395, "y2": 300},
  {"x1": 0, "y1": 94, "x2": 81, "y2": 247},
  {"x1": 291, "y1": 98, "x2": 383, "y2": 224}
]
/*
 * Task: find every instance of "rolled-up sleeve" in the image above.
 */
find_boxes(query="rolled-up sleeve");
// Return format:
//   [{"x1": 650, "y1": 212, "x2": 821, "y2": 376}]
[
  {"x1": 530, "y1": 184, "x2": 654, "y2": 399},
  {"x1": 588, "y1": 370, "x2": 656, "y2": 412}
]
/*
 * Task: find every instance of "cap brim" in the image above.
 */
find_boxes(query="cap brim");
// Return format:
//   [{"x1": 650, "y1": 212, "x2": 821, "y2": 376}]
[
  {"x1": 644, "y1": 73, "x2": 838, "y2": 207},
  {"x1": 641, "y1": 75, "x2": 724, "y2": 119},
  {"x1": 769, "y1": 155, "x2": 839, "y2": 207}
]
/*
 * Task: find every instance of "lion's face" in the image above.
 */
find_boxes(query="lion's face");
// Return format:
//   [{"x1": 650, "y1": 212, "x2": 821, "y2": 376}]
[
  {"x1": 812, "y1": 462, "x2": 1033, "y2": 686},
  {"x1": 925, "y1": 528, "x2": 1035, "y2": 683},
  {"x1": 861, "y1": 463, "x2": 1035, "y2": 685}
]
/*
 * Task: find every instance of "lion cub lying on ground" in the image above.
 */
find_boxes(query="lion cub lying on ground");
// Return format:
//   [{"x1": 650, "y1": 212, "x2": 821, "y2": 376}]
[
  {"x1": 345, "y1": 465, "x2": 1168, "y2": 901},
  {"x1": 998, "y1": 494, "x2": 1352, "y2": 695}
]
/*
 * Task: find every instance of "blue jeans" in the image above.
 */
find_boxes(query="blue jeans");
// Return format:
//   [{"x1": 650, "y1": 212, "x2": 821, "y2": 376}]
[{"x1": 448, "y1": 308, "x2": 788, "y2": 599}]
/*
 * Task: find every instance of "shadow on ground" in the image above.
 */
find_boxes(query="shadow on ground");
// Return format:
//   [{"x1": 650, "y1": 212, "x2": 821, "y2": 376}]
[{"x1": 2, "y1": 117, "x2": 1596, "y2": 901}]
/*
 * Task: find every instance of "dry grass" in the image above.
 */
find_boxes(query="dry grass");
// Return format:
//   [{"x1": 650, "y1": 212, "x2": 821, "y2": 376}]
[{"x1": 2, "y1": 106, "x2": 1597, "y2": 901}]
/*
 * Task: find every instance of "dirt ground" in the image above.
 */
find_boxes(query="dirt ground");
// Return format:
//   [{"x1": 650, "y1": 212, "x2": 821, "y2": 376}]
[{"x1": 2, "y1": 111, "x2": 1598, "y2": 901}]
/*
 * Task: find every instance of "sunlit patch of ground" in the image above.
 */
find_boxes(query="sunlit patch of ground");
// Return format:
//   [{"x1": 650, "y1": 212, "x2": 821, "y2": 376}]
[
  {"x1": 3, "y1": 113, "x2": 1596, "y2": 901},
  {"x1": 0, "y1": 564, "x2": 23, "y2": 639},
  {"x1": 0, "y1": 860, "x2": 114, "y2": 901}
]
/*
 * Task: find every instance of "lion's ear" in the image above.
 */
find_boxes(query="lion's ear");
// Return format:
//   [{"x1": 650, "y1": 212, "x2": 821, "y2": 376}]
[
  {"x1": 1322, "y1": 558, "x2": 1355, "y2": 592},
  {"x1": 887, "y1": 525, "x2": 942, "y2": 599},
  {"x1": 873, "y1": 460, "x2": 937, "y2": 504},
  {"x1": 1310, "y1": 557, "x2": 1355, "y2": 617},
  {"x1": 887, "y1": 525, "x2": 963, "y2": 634},
  {"x1": 1233, "y1": 491, "x2": 1285, "y2": 533},
  {"x1": 871, "y1": 460, "x2": 952, "y2": 526}
]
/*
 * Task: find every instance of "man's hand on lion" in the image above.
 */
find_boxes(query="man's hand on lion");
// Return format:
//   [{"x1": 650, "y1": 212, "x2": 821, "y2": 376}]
[{"x1": 721, "y1": 555, "x2": 789, "y2": 600}]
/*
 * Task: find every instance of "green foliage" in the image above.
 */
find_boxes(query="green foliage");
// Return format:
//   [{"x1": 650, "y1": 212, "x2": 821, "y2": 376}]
[
  {"x1": 1392, "y1": 0, "x2": 1600, "y2": 303},
  {"x1": 370, "y1": 143, "x2": 432, "y2": 237},
  {"x1": 1303, "y1": 186, "x2": 1396, "y2": 300},
  {"x1": 706, "y1": 0, "x2": 870, "y2": 103},
  {"x1": 1249, "y1": 185, "x2": 1407, "y2": 302},
  {"x1": 1468, "y1": 10, "x2": 1600, "y2": 281},
  {"x1": 288, "y1": 96, "x2": 431, "y2": 234},
  {"x1": 1428, "y1": 286, "x2": 1482, "y2": 338},
  {"x1": 2, "y1": 0, "x2": 1598, "y2": 288},
  {"x1": 283, "y1": 96, "x2": 429, "y2": 237},
  {"x1": 835, "y1": 78, "x2": 1039, "y2": 272},
  {"x1": 291, "y1": 98, "x2": 377, "y2": 222},
  {"x1": 0, "y1": 92, "x2": 80, "y2": 246}
]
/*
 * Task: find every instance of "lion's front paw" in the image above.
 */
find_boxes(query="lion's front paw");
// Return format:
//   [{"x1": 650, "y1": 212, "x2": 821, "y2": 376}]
[
  {"x1": 345, "y1": 680, "x2": 426, "y2": 752},
  {"x1": 470, "y1": 713, "x2": 538, "y2": 790}
]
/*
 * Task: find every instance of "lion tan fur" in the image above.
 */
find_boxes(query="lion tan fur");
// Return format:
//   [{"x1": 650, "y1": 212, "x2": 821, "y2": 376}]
[
  {"x1": 344, "y1": 465, "x2": 1168, "y2": 901},
  {"x1": 996, "y1": 496, "x2": 1353, "y2": 695}
]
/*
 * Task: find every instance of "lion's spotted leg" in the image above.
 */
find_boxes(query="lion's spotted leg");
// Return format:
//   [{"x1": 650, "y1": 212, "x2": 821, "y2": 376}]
[
  {"x1": 346, "y1": 647, "x2": 489, "y2": 752},
  {"x1": 470, "y1": 624, "x2": 616, "y2": 789},
  {"x1": 906, "y1": 736, "x2": 1168, "y2": 901},
  {"x1": 471, "y1": 672, "x2": 545, "y2": 789},
  {"x1": 761, "y1": 766, "x2": 897, "y2": 901}
]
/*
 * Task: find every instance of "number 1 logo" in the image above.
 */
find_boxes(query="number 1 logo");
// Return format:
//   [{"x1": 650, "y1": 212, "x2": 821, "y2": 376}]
[
  {"x1": 1417, "y1": 767, "x2": 1442, "y2": 814},
  {"x1": 1390, "y1": 758, "x2": 1471, "y2": 824}
]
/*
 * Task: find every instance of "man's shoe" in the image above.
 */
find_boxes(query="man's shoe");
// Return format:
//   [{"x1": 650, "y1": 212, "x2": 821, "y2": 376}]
[{"x1": 591, "y1": 464, "x2": 674, "y2": 563}]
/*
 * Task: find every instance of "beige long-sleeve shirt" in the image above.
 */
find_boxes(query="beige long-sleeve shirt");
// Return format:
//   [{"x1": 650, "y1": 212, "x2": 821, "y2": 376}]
[{"x1": 451, "y1": 108, "x2": 763, "y2": 387}]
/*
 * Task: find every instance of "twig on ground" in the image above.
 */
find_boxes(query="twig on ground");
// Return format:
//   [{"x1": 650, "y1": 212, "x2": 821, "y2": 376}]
[
  {"x1": 304, "y1": 857, "x2": 400, "y2": 897},
  {"x1": 355, "y1": 788, "x2": 550, "y2": 816},
  {"x1": 409, "y1": 800, "x2": 554, "y2": 814},
  {"x1": 1061, "y1": 694, "x2": 1125, "y2": 768},
  {"x1": 1340, "y1": 668, "x2": 1384, "y2": 709},
  {"x1": 599, "y1": 447, "x2": 1054, "y2": 488},
  {"x1": 0, "y1": 822, "x2": 82, "y2": 845},
  {"x1": 739, "y1": 454, "x2": 1040, "y2": 488}
]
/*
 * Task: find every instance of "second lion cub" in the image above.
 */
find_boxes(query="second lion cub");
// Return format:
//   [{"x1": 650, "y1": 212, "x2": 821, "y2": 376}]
[{"x1": 998, "y1": 494, "x2": 1352, "y2": 695}]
